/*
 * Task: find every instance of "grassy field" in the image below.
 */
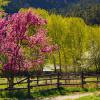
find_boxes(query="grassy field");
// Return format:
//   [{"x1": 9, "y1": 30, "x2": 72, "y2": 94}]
[
  {"x1": 76, "y1": 94, "x2": 100, "y2": 100},
  {"x1": 0, "y1": 86, "x2": 99, "y2": 99}
]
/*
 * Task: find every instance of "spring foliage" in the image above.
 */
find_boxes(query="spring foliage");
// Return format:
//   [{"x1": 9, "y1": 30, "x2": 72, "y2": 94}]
[
  {"x1": 0, "y1": 11, "x2": 57, "y2": 74},
  {"x1": 22, "y1": 8, "x2": 100, "y2": 71}
]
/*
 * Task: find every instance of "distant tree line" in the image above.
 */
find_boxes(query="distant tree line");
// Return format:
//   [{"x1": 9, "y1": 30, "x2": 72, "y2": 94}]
[{"x1": 0, "y1": 0, "x2": 100, "y2": 25}]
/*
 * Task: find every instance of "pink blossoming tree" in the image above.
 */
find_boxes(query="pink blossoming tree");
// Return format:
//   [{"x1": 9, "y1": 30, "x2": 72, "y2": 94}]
[{"x1": 0, "y1": 11, "x2": 57, "y2": 88}]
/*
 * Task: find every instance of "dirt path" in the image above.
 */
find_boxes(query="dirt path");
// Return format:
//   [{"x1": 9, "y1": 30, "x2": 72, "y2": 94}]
[{"x1": 41, "y1": 92, "x2": 94, "y2": 100}]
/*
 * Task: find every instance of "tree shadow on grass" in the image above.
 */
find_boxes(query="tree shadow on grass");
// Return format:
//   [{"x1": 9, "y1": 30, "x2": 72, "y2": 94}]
[
  {"x1": 35, "y1": 87, "x2": 67, "y2": 97},
  {"x1": 0, "y1": 87, "x2": 67, "y2": 99},
  {"x1": 0, "y1": 87, "x2": 97, "y2": 99},
  {"x1": 0, "y1": 90, "x2": 34, "y2": 100}
]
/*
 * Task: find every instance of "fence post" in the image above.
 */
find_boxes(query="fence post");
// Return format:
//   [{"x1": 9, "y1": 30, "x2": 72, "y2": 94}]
[
  {"x1": 37, "y1": 75, "x2": 39, "y2": 86},
  {"x1": 57, "y1": 72, "x2": 60, "y2": 88},
  {"x1": 96, "y1": 73, "x2": 99, "y2": 88},
  {"x1": 27, "y1": 75, "x2": 31, "y2": 98},
  {"x1": 81, "y1": 71, "x2": 84, "y2": 88},
  {"x1": 50, "y1": 75, "x2": 52, "y2": 85}
]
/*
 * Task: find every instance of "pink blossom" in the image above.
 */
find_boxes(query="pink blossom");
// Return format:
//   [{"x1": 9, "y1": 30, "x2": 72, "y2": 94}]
[{"x1": 0, "y1": 11, "x2": 57, "y2": 74}]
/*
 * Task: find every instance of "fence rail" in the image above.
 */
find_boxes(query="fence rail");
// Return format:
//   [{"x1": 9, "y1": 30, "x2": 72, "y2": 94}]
[{"x1": 0, "y1": 72, "x2": 100, "y2": 97}]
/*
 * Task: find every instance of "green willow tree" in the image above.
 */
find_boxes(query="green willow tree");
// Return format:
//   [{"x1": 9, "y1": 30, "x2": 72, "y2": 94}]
[
  {"x1": 88, "y1": 26, "x2": 100, "y2": 71},
  {"x1": 19, "y1": 8, "x2": 100, "y2": 72}
]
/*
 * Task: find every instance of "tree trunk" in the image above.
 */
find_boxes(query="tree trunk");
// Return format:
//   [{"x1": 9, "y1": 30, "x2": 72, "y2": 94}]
[
  {"x1": 58, "y1": 48, "x2": 62, "y2": 72},
  {"x1": 53, "y1": 55, "x2": 57, "y2": 72},
  {"x1": 8, "y1": 77, "x2": 14, "y2": 89}
]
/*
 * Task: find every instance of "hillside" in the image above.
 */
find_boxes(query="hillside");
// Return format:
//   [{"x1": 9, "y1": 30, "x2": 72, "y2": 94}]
[
  {"x1": 3, "y1": 0, "x2": 100, "y2": 12},
  {"x1": 1, "y1": 0, "x2": 100, "y2": 24}
]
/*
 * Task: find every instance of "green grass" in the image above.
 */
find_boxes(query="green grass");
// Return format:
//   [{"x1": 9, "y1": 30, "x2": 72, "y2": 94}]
[
  {"x1": 76, "y1": 94, "x2": 100, "y2": 100},
  {"x1": 0, "y1": 87, "x2": 99, "y2": 99}
]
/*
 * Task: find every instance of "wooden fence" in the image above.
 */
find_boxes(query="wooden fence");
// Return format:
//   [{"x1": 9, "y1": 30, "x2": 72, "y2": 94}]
[{"x1": 0, "y1": 71, "x2": 100, "y2": 97}]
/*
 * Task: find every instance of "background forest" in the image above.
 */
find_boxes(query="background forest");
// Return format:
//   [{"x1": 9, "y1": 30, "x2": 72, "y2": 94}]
[{"x1": 0, "y1": 0, "x2": 100, "y2": 25}]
